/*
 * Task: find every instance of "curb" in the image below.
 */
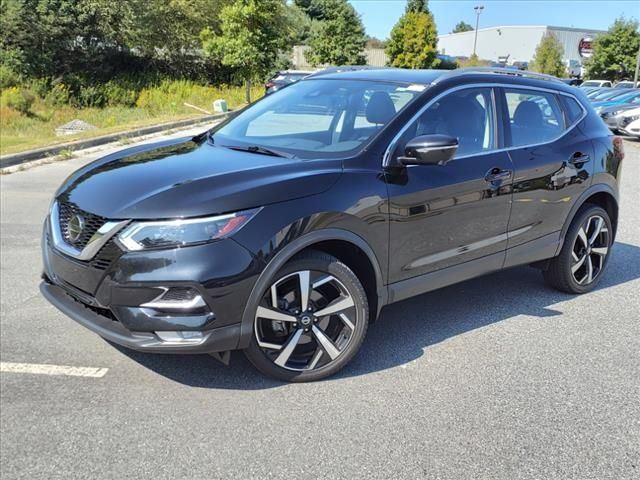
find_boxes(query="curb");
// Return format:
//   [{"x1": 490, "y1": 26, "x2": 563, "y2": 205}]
[{"x1": 0, "y1": 112, "x2": 230, "y2": 169}]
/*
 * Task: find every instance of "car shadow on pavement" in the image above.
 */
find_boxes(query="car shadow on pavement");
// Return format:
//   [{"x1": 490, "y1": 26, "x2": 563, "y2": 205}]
[{"x1": 112, "y1": 241, "x2": 640, "y2": 389}]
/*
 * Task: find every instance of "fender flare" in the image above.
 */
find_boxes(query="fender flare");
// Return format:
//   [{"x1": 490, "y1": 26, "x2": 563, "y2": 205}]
[
  {"x1": 555, "y1": 183, "x2": 619, "y2": 255},
  {"x1": 237, "y1": 228, "x2": 386, "y2": 349}
]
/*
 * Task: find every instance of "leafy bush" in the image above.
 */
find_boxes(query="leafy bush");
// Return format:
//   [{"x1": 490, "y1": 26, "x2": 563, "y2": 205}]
[
  {"x1": 1, "y1": 87, "x2": 35, "y2": 114},
  {"x1": 103, "y1": 81, "x2": 138, "y2": 107},
  {"x1": 0, "y1": 65, "x2": 20, "y2": 89},
  {"x1": 75, "y1": 85, "x2": 107, "y2": 108},
  {"x1": 45, "y1": 84, "x2": 70, "y2": 106}
]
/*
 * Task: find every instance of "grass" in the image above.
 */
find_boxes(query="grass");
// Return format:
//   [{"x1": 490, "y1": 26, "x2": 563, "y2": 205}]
[{"x1": 0, "y1": 83, "x2": 263, "y2": 156}]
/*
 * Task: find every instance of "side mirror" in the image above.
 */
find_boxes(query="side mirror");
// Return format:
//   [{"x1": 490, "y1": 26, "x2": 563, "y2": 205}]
[{"x1": 398, "y1": 134, "x2": 459, "y2": 166}]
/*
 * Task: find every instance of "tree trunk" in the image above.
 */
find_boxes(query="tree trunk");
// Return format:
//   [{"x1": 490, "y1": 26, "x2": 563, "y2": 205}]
[{"x1": 245, "y1": 79, "x2": 251, "y2": 104}]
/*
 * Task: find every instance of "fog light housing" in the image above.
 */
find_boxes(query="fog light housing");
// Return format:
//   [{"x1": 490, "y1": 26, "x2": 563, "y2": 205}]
[
  {"x1": 155, "y1": 331, "x2": 204, "y2": 344},
  {"x1": 141, "y1": 287, "x2": 207, "y2": 312}
]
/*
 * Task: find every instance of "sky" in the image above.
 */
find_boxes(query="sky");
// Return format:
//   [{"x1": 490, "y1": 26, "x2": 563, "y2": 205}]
[{"x1": 348, "y1": 0, "x2": 640, "y2": 39}]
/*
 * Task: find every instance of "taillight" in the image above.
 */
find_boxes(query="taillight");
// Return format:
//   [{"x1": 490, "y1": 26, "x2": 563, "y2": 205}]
[{"x1": 612, "y1": 136, "x2": 625, "y2": 161}]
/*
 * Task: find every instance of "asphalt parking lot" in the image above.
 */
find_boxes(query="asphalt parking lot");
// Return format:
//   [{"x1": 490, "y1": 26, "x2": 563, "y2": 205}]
[{"x1": 1, "y1": 133, "x2": 639, "y2": 480}]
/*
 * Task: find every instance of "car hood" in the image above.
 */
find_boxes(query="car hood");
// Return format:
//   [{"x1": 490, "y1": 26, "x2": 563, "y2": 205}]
[{"x1": 55, "y1": 136, "x2": 342, "y2": 219}]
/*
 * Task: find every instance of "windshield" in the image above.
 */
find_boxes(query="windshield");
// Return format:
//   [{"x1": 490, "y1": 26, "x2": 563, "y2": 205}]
[
  {"x1": 212, "y1": 79, "x2": 423, "y2": 158},
  {"x1": 582, "y1": 81, "x2": 602, "y2": 87}
]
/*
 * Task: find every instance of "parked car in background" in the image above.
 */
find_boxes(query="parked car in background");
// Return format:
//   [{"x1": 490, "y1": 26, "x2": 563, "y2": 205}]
[
  {"x1": 265, "y1": 70, "x2": 313, "y2": 95},
  {"x1": 619, "y1": 107, "x2": 640, "y2": 137},
  {"x1": 581, "y1": 87, "x2": 601, "y2": 96},
  {"x1": 588, "y1": 88, "x2": 629, "y2": 103},
  {"x1": 593, "y1": 89, "x2": 640, "y2": 113},
  {"x1": 40, "y1": 67, "x2": 623, "y2": 381},
  {"x1": 586, "y1": 88, "x2": 610, "y2": 99},
  {"x1": 561, "y1": 78, "x2": 582, "y2": 86},
  {"x1": 599, "y1": 104, "x2": 640, "y2": 132},
  {"x1": 512, "y1": 61, "x2": 529, "y2": 71},
  {"x1": 581, "y1": 80, "x2": 613, "y2": 88},
  {"x1": 614, "y1": 80, "x2": 637, "y2": 89}
]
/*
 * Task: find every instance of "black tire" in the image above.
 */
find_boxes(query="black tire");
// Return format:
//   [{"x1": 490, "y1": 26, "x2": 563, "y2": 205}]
[
  {"x1": 543, "y1": 204, "x2": 613, "y2": 294},
  {"x1": 244, "y1": 250, "x2": 369, "y2": 382}
]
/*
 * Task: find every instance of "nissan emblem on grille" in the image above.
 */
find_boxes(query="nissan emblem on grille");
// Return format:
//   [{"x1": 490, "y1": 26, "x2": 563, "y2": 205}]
[{"x1": 66, "y1": 214, "x2": 85, "y2": 243}]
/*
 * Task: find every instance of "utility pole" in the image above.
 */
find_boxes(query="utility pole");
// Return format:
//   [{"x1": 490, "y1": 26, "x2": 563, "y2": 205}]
[
  {"x1": 634, "y1": 46, "x2": 640, "y2": 88},
  {"x1": 473, "y1": 5, "x2": 484, "y2": 57}
]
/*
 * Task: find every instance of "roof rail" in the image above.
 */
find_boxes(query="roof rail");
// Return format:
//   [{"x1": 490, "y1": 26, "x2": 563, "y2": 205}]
[
  {"x1": 306, "y1": 65, "x2": 388, "y2": 78},
  {"x1": 434, "y1": 67, "x2": 563, "y2": 84}
]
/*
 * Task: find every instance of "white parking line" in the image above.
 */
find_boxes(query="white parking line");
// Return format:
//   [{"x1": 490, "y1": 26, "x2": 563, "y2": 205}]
[{"x1": 0, "y1": 362, "x2": 108, "y2": 378}]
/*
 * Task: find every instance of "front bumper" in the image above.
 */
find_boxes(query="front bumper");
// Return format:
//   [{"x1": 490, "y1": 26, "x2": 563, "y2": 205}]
[
  {"x1": 41, "y1": 217, "x2": 262, "y2": 353},
  {"x1": 40, "y1": 282, "x2": 241, "y2": 353}
]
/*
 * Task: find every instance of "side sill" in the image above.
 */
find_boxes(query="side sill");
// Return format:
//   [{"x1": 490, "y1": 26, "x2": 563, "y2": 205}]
[
  {"x1": 503, "y1": 231, "x2": 561, "y2": 269},
  {"x1": 387, "y1": 251, "x2": 505, "y2": 304}
]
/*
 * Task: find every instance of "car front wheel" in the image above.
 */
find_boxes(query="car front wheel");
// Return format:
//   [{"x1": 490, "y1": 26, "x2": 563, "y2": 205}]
[{"x1": 244, "y1": 250, "x2": 369, "y2": 382}]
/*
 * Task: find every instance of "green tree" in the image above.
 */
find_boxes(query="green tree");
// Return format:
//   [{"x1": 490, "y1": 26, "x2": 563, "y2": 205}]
[
  {"x1": 293, "y1": 0, "x2": 329, "y2": 20},
  {"x1": 405, "y1": 0, "x2": 428, "y2": 13},
  {"x1": 452, "y1": 21, "x2": 473, "y2": 33},
  {"x1": 530, "y1": 34, "x2": 566, "y2": 77},
  {"x1": 584, "y1": 18, "x2": 640, "y2": 81},
  {"x1": 0, "y1": 0, "x2": 132, "y2": 78},
  {"x1": 201, "y1": 0, "x2": 293, "y2": 103},
  {"x1": 385, "y1": 6, "x2": 439, "y2": 69},
  {"x1": 304, "y1": 0, "x2": 366, "y2": 66},
  {"x1": 286, "y1": 3, "x2": 313, "y2": 45}
]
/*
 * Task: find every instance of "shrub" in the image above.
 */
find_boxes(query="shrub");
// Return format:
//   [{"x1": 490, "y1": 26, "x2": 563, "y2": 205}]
[
  {"x1": 45, "y1": 83, "x2": 70, "y2": 106},
  {"x1": 1, "y1": 87, "x2": 35, "y2": 114},
  {"x1": 29, "y1": 78, "x2": 51, "y2": 98},
  {"x1": 0, "y1": 65, "x2": 20, "y2": 89},
  {"x1": 75, "y1": 85, "x2": 106, "y2": 108},
  {"x1": 103, "y1": 81, "x2": 138, "y2": 107}
]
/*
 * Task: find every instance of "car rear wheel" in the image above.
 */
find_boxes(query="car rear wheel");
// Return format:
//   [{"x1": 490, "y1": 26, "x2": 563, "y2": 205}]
[
  {"x1": 244, "y1": 250, "x2": 369, "y2": 382},
  {"x1": 544, "y1": 205, "x2": 613, "y2": 294}
]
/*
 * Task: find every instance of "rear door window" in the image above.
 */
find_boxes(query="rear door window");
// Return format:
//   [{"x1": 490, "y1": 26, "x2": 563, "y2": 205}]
[{"x1": 505, "y1": 89, "x2": 564, "y2": 147}]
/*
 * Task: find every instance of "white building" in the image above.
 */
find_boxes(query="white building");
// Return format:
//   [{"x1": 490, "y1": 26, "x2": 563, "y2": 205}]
[{"x1": 438, "y1": 25, "x2": 605, "y2": 65}]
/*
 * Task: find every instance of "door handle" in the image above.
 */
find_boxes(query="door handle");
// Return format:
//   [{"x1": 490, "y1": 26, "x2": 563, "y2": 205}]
[
  {"x1": 485, "y1": 168, "x2": 513, "y2": 182},
  {"x1": 569, "y1": 152, "x2": 590, "y2": 165}
]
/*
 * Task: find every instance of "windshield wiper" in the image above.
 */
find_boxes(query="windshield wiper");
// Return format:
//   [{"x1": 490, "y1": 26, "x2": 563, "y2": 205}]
[{"x1": 222, "y1": 144, "x2": 294, "y2": 159}]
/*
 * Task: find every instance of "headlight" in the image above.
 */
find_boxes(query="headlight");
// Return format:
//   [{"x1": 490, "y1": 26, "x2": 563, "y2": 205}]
[{"x1": 117, "y1": 208, "x2": 260, "y2": 251}]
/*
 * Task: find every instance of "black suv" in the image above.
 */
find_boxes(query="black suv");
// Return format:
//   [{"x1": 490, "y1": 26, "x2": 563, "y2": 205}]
[{"x1": 41, "y1": 68, "x2": 623, "y2": 381}]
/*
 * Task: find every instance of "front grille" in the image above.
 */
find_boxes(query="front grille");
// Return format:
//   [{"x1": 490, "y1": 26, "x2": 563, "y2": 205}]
[
  {"x1": 58, "y1": 201, "x2": 107, "y2": 249},
  {"x1": 90, "y1": 240, "x2": 123, "y2": 271}
]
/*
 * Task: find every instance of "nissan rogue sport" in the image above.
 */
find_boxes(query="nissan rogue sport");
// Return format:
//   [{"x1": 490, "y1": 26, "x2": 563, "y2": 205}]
[{"x1": 41, "y1": 68, "x2": 623, "y2": 382}]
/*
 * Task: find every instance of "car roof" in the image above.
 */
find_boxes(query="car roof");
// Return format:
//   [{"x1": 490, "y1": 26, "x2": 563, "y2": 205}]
[
  {"x1": 307, "y1": 68, "x2": 445, "y2": 85},
  {"x1": 305, "y1": 67, "x2": 576, "y2": 94}
]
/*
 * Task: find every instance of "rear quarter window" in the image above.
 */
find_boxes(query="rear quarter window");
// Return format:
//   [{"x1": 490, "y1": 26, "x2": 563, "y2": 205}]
[{"x1": 560, "y1": 95, "x2": 585, "y2": 126}]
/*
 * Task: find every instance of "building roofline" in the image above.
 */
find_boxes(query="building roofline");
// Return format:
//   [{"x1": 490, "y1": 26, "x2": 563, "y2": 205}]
[{"x1": 439, "y1": 24, "x2": 606, "y2": 37}]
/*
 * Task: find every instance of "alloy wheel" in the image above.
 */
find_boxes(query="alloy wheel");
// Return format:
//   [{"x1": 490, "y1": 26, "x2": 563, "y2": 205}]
[
  {"x1": 571, "y1": 215, "x2": 610, "y2": 285},
  {"x1": 254, "y1": 270, "x2": 357, "y2": 372}
]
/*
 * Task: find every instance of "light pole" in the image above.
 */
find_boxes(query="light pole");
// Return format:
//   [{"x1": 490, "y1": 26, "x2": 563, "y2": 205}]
[
  {"x1": 472, "y1": 5, "x2": 484, "y2": 57},
  {"x1": 634, "y1": 46, "x2": 640, "y2": 88}
]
